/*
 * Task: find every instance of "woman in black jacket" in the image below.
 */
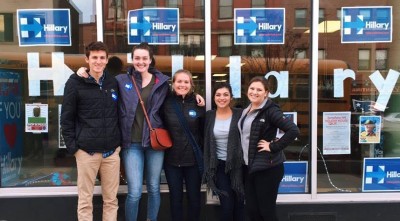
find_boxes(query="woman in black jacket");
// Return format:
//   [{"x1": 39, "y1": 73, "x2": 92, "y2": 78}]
[
  {"x1": 203, "y1": 83, "x2": 245, "y2": 221},
  {"x1": 161, "y1": 69, "x2": 205, "y2": 221},
  {"x1": 238, "y1": 76, "x2": 299, "y2": 221}
]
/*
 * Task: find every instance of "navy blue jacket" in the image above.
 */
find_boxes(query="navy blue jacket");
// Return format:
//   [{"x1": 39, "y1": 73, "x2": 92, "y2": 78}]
[{"x1": 116, "y1": 67, "x2": 169, "y2": 149}]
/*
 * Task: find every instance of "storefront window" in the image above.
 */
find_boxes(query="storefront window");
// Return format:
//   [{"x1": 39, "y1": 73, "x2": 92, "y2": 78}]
[
  {"x1": 2, "y1": 0, "x2": 400, "y2": 200},
  {"x1": 102, "y1": 0, "x2": 206, "y2": 184},
  {"x1": 0, "y1": 0, "x2": 97, "y2": 187},
  {"x1": 317, "y1": 0, "x2": 399, "y2": 193},
  {"x1": 212, "y1": 0, "x2": 311, "y2": 194}
]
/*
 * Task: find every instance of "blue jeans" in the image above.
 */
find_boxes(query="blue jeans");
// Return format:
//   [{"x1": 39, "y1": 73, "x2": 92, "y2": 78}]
[
  {"x1": 216, "y1": 160, "x2": 244, "y2": 221},
  {"x1": 164, "y1": 163, "x2": 202, "y2": 221},
  {"x1": 122, "y1": 143, "x2": 164, "y2": 221}
]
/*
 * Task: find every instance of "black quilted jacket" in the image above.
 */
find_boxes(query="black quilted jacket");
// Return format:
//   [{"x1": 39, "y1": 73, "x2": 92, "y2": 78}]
[
  {"x1": 244, "y1": 99, "x2": 299, "y2": 174},
  {"x1": 161, "y1": 92, "x2": 205, "y2": 167},
  {"x1": 61, "y1": 73, "x2": 121, "y2": 154}
]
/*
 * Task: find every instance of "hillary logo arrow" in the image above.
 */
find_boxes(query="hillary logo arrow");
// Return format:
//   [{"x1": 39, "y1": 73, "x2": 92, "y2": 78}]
[
  {"x1": 237, "y1": 16, "x2": 257, "y2": 36},
  {"x1": 343, "y1": 15, "x2": 365, "y2": 35},
  {"x1": 365, "y1": 165, "x2": 386, "y2": 184},
  {"x1": 20, "y1": 17, "x2": 43, "y2": 38},
  {"x1": 130, "y1": 16, "x2": 151, "y2": 36}
]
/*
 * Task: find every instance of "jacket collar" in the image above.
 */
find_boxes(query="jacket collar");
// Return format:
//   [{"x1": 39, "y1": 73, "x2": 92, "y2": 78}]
[
  {"x1": 128, "y1": 66, "x2": 170, "y2": 85},
  {"x1": 243, "y1": 98, "x2": 271, "y2": 114}
]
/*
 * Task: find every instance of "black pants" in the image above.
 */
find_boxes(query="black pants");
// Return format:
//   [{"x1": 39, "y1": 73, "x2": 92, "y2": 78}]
[
  {"x1": 164, "y1": 163, "x2": 202, "y2": 221},
  {"x1": 244, "y1": 164, "x2": 284, "y2": 221},
  {"x1": 216, "y1": 160, "x2": 245, "y2": 221}
]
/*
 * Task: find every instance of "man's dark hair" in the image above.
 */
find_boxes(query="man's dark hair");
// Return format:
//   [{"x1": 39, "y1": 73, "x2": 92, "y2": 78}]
[{"x1": 85, "y1": 41, "x2": 109, "y2": 58}]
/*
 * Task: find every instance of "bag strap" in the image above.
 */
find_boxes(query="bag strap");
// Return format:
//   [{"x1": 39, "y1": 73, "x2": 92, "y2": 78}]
[
  {"x1": 131, "y1": 75, "x2": 154, "y2": 130},
  {"x1": 171, "y1": 98, "x2": 204, "y2": 173}
]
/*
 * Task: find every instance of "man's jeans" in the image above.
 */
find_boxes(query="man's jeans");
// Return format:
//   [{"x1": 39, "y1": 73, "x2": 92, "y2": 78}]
[{"x1": 122, "y1": 143, "x2": 164, "y2": 221}]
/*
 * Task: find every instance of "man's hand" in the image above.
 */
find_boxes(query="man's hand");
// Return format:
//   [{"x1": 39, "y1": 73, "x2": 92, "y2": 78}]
[{"x1": 77, "y1": 67, "x2": 89, "y2": 78}]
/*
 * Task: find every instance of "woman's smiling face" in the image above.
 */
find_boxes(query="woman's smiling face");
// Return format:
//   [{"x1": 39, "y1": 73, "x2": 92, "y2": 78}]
[
  {"x1": 132, "y1": 48, "x2": 151, "y2": 73},
  {"x1": 247, "y1": 81, "x2": 268, "y2": 106},
  {"x1": 214, "y1": 87, "x2": 232, "y2": 109},
  {"x1": 173, "y1": 72, "x2": 192, "y2": 96}
]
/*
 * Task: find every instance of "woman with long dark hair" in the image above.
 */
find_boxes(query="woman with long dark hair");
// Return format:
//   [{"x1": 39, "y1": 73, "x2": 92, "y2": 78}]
[{"x1": 203, "y1": 83, "x2": 245, "y2": 221}]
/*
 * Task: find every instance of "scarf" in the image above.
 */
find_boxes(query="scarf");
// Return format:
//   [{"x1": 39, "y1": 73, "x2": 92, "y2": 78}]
[{"x1": 203, "y1": 108, "x2": 245, "y2": 199}]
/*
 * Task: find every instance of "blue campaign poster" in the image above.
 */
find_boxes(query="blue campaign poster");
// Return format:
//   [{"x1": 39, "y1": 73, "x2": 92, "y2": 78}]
[
  {"x1": 278, "y1": 161, "x2": 308, "y2": 193},
  {"x1": 341, "y1": 6, "x2": 392, "y2": 43},
  {"x1": 0, "y1": 70, "x2": 23, "y2": 186},
  {"x1": 128, "y1": 8, "x2": 179, "y2": 45},
  {"x1": 17, "y1": 9, "x2": 71, "y2": 46},
  {"x1": 363, "y1": 157, "x2": 400, "y2": 192},
  {"x1": 234, "y1": 8, "x2": 285, "y2": 45}
]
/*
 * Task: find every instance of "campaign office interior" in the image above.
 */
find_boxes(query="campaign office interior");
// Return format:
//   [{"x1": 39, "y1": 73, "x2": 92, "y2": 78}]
[{"x1": 1, "y1": 0, "x2": 400, "y2": 220}]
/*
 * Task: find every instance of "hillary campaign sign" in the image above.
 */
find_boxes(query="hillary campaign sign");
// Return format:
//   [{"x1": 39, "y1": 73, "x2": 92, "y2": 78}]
[
  {"x1": 235, "y1": 8, "x2": 285, "y2": 45},
  {"x1": 363, "y1": 157, "x2": 400, "y2": 192},
  {"x1": 17, "y1": 9, "x2": 71, "y2": 46},
  {"x1": 278, "y1": 161, "x2": 308, "y2": 193},
  {"x1": 0, "y1": 70, "x2": 23, "y2": 186},
  {"x1": 341, "y1": 6, "x2": 392, "y2": 43},
  {"x1": 128, "y1": 8, "x2": 179, "y2": 45}
]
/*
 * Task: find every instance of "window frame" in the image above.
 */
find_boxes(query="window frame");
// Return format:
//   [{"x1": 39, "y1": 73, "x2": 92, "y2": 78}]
[{"x1": 219, "y1": 0, "x2": 233, "y2": 19}]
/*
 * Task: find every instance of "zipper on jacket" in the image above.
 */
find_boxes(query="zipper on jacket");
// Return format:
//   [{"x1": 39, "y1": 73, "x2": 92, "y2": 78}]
[{"x1": 103, "y1": 88, "x2": 107, "y2": 148}]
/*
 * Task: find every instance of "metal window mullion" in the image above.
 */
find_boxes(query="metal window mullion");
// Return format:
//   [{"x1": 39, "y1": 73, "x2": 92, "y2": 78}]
[
  {"x1": 96, "y1": 0, "x2": 104, "y2": 42},
  {"x1": 205, "y1": 0, "x2": 212, "y2": 110},
  {"x1": 311, "y1": 0, "x2": 319, "y2": 199}
]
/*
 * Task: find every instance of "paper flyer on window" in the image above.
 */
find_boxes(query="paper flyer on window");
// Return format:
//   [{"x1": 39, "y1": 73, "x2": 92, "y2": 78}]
[
  {"x1": 323, "y1": 112, "x2": 351, "y2": 155},
  {"x1": 359, "y1": 116, "x2": 381, "y2": 144},
  {"x1": 25, "y1": 103, "x2": 48, "y2": 133}
]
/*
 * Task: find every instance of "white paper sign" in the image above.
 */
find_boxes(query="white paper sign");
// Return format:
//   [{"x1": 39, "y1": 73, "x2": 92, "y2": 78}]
[
  {"x1": 323, "y1": 112, "x2": 351, "y2": 155},
  {"x1": 25, "y1": 103, "x2": 48, "y2": 133}
]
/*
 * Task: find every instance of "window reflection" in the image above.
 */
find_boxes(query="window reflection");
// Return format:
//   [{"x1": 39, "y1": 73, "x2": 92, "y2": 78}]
[
  {"x1": 1, "y1": 0, "x2": 399, "y2": 196},
  {"x1": 0, "y1": 0, "x2": 97, "y2": 188}
]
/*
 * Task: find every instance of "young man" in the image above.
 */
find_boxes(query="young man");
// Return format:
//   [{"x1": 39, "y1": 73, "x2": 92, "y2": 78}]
[{"x1": 61, "y1": 41, "x2": 121, "y2": 221}]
